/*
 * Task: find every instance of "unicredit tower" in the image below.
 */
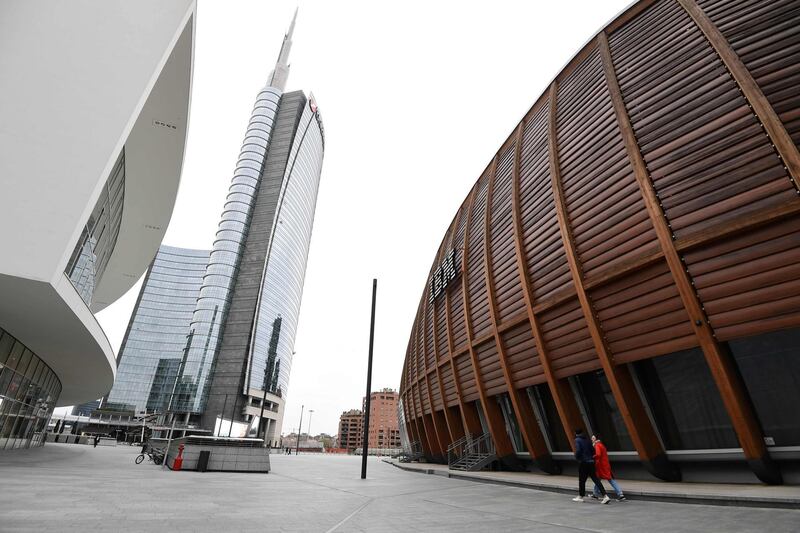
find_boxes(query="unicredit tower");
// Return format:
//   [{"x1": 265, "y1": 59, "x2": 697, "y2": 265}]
[{"x1": 105, "y1": 11, "x2": 324, "y2": 445}]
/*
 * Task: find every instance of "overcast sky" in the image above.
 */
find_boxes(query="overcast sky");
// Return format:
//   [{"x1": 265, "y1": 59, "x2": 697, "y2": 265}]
[{"x1": 82, "y1": 0, "x2": 632, "y2": 437}]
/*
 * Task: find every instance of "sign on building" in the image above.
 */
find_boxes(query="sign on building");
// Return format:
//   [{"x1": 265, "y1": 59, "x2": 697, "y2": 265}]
[{"x1": 429, "y1": 248, "x2": 460, "y2": 303}]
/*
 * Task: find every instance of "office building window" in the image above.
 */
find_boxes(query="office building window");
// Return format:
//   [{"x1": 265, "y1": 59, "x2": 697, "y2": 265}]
[
  {"x1": 527, "y1": 384, "x2": 571, "y2": 452},
  {"x1": 475, "y1": 400, "x2": 489, "y2": 436},
  {"x1": 572, "y1": 371, "x2": 634, "y2": 451},
  {"x1": 497, "y1": 393, "x2": 525, "y2": 453},
  {"x1": 634, "y1": 348, "x2": 738, "y2": 450},
  {"x1": 64, "y1": 149, "x2": 125, "y2": 305},
  {"x1": 0, "y1": 327, "x2": 61, "y2": 449},
  {"x1": 729, "y1": 329, "x2": 800, "y2": 447}
]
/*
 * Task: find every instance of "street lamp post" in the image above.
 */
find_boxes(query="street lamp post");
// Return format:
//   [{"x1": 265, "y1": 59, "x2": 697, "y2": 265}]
[
  {"x1": 307, "y1": 409, "x2": 314, "y2": 451},
  {"x1": 162, "y1": 330, "x2": 193, "y2": 470},
  {"x1": 295, "y1": 405, "x2": 304, "y2": 456}
]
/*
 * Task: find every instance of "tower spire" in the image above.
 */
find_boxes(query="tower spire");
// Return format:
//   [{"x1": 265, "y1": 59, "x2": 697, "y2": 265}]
[{"x1": 267, "y1": 8, "x2": 297, "y2": 91}]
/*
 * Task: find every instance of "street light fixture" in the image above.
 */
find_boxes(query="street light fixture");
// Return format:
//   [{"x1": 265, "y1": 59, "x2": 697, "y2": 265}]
[
  {"x1": 295, "y1": 405, "x2": 304, "y2": 456},
  {"x1": 306, "y1": 409, "x2": 314, "y2": 451},
  {"x1": 162, "y1": 330, "x2": 193, "y2": 470}
]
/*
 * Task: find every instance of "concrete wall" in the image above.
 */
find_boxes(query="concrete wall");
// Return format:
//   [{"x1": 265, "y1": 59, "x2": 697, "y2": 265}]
[{"x1": 167, "y1": 442, "x2": 270, "y2": 473}]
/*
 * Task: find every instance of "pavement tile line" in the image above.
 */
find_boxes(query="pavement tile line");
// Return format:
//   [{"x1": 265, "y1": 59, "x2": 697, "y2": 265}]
[
  {"x1": 421, "y1": 497, "x2": 603, "y2": 533},
  {"x1": 271, "y1": 463, "x2": 468, "y2": 501},
  {"x1": 270, "y1": 470, "x2": 371, "y2": 499},
  {"x1": 324, "y1": 499, "x2": 373, "y2": 533},
  {"x1": 385, "y1": 461, "x2": 800, "y2": 511}
]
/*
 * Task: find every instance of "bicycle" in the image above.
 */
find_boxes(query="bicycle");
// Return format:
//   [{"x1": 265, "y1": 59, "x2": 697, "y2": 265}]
[{"x1": 135, "y1": 447, "x2": 165, "y2": 465}]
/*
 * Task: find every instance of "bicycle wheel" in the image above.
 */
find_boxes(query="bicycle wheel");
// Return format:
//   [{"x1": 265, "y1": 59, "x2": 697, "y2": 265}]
[{"x1": 135, "y1": 454, "x2": 145, "y2": 464}]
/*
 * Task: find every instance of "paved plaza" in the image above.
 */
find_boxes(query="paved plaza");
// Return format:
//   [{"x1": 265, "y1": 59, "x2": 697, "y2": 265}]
[{"x1": 0, "y1": 444, "x2": 798, "y2": 532}]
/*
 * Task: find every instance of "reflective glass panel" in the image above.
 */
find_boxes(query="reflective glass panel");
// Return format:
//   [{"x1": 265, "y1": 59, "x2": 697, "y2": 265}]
[
  {"x1": 634, "y1": 348, "x2": 738, "y2": 450},
  {"x1": 527, "y1": 384, "x2": 571, "y2": 452},
  {"x1": 729, "y1": 329, "x2": 800, "y2": 447},
  {"x1": 573, "y1": 371, "x2": 634, "y2": 451},
  {"x1": 0, "y1": 326, "x2": 61, "y2": 449},
  {"x1": 497, "y1": 393, "x2": 525, "y2": 453}
]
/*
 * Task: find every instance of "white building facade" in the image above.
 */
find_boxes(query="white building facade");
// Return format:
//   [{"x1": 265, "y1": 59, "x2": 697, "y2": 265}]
[{"x1": 0, "y1": 0, "x2": 196, "y2": 449}]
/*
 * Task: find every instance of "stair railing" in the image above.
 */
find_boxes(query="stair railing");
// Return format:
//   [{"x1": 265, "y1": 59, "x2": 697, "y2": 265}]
[
  {"x1": 466, "y1": 432, "x2": 495, "y2": 458},
  {"x1": 447, "y1": 433, "x2": 471, "y2": 468},
  {"x1": 447, "y1": 432, "x2": 497, "y2": 469}
]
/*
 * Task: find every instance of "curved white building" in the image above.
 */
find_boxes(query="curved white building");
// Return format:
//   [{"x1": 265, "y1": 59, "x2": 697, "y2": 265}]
[{"x1": 0, "y1": 0, "x2": 196, "y2": 448}]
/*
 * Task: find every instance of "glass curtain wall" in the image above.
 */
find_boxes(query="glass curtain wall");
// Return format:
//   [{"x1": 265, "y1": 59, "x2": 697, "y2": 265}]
[
  {"x1": 0, "y1": 327, "x2": 61, "y2": 449},
  {"x1": 476, "y1": 400, "x2": 489, "y2": 435},
  {"x1": 180, "y1": 87, "x2": 282, "y2": 414},
  {"x1": 572, "y1": 371, "x2": 634, "y2": 451},
  {"x1": 729, "y1": 329, "x2": 800, "y2": 447},
  {"x1": 245, "y1": 101, "x2": 324, "y2": 398},
  {"x1": 527, "y1": 384, "x2": 571, "y2": 452},
  {"x1": 633, "y1": 348, "x2": 738, "y2": 450},
  {"x1": 65, "y1": 149, "x2": 125, "y2": 305},
  {"x1": 497, "y1": 393, "x2": 525, "y2": 453},
  {"x1": 104, "y1": 246, "x2": 209, "y2": 414},
  {"x1": 398, "y1": 399, "x2": 411, "y2": 451}
]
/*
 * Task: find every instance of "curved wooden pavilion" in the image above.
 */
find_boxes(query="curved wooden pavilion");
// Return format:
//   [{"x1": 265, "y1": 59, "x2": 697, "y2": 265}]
[{"x1": 399, "y1": 0, "x2": 800, "y2": 485}]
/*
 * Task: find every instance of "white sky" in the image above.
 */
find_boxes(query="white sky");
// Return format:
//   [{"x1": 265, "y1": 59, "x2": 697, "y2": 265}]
[{"x1": 82, "y1": 0, "x2": 632, "y2": 437}]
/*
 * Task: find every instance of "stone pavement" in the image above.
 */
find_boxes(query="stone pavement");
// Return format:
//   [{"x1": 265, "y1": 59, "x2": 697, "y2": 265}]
[
  {"x1": 0, "y1": 443, "x2": 798, "y2": 532},
  {"x1": 385, "y1": 459, "x2": 800, "y2": 509}
]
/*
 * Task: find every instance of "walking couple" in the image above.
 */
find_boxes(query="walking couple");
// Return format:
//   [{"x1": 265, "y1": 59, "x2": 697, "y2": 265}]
[{"x1": 572, "y1": 428, "x2": 626, "y2": 503}]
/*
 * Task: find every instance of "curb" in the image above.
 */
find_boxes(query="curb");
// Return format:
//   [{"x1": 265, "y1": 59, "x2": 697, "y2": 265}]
[{"x1": 383, "y1": 460, "x2": 800, "y2": 510}]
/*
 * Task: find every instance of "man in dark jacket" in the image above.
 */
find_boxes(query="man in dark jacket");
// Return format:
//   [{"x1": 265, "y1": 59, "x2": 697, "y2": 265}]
[{"x1": 572, "y1": 429, "x2": 609, "y2": 503}]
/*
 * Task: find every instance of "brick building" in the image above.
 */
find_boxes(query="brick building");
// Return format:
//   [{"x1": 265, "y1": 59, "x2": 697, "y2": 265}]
[
  {"x1": 337, "y1": 409, "x2": 363, "y2": 451},
  {"x1": 363, "y1": 388, "x2": 401, "y2": 450},
  {"x1": 338, "y1": 389, "x2": 402, "y2": 453}
]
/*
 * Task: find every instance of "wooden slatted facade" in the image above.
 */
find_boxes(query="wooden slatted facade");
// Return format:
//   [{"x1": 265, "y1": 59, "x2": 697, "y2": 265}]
[{"x1": 399, "y1": 0, "x2": 800, "y2": 484}]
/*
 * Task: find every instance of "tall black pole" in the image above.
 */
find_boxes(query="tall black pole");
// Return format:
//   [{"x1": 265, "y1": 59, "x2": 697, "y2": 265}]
[{"x1": 361, "y1": 278, "x2": 377, "y2": 479}]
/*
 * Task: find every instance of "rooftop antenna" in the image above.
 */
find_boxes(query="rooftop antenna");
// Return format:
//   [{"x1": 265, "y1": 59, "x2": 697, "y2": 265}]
[{"x1": 267, "y1": 7, "x2": 297, "y2": 91}]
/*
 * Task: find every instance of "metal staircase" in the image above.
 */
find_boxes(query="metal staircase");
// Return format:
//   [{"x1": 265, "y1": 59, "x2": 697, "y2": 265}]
[{"x1": 447, "y1": 433, "x2": 496, "y2": 471}]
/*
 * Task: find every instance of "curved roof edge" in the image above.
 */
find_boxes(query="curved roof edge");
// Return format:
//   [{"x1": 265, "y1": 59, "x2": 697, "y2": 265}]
[
  {"x1": 0, "y1": 273, "x2": 116, "y2": 406},
  {"x1": 92, "y1": 8, "x2": 195, "y2": 312}
]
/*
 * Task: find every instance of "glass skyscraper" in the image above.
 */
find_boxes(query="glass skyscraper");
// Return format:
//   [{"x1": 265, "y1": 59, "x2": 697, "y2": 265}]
[
  {"x1": 104, "y1": 246, "x2": 209, "y2": 414},
  {"x1": 196, "y1": 12, "x2": 325, "y2": 443},
  {"x1": 104, "y1": 12, "x2": 324, "y2": 444},
  {"x1": 244, "y1": 93, "x2": 324, "y2": 398}
]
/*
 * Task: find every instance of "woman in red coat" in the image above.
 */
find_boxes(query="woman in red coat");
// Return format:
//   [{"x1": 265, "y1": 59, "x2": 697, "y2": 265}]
[{"x1": 592, "y1": 434, "x2": 627, "y2": 501}]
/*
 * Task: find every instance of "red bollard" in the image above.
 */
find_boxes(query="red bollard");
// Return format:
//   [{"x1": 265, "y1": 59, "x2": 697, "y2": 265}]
[{"x1": 173, "y1": 443, "x2": 184, "y2": 471}]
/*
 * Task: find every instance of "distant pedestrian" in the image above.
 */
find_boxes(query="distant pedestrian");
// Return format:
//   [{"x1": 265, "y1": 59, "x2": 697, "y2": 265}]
[
  {"x1": 572, "y1": 428, "x2": 609, "y2": 504},
  {"x1": 93, "y1": 435, "x2": 100, "y2": 448},
  {"x1": 591, "y1": 434, "x2": 626, "y2": 501}
]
